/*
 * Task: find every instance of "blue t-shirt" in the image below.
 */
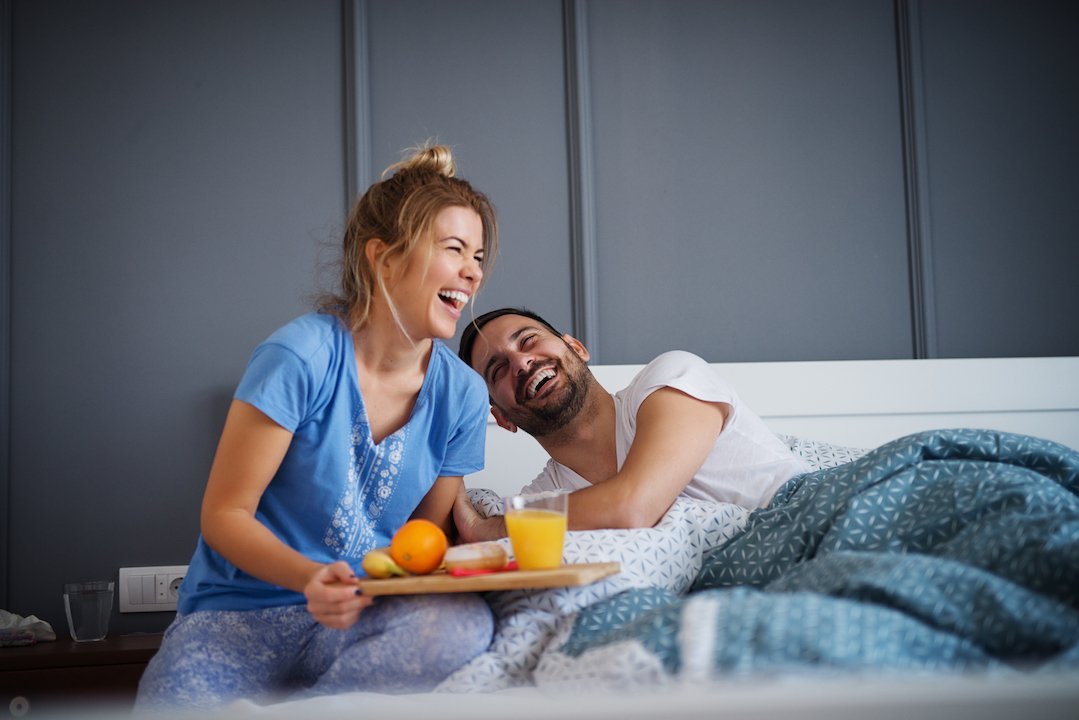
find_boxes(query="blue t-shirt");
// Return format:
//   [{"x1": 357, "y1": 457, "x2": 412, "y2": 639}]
[{"x1": 179, "y1": 312, "x2": 488, "y2": 613}]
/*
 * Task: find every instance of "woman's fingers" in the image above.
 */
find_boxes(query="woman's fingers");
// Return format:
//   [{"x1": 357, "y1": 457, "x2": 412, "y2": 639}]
[
  {"x1": 313, "y1": 601, "x2": 370, "y2": 629},
  {"x1": 304, "y1": 561, "x2": 373, "y2": 628}
]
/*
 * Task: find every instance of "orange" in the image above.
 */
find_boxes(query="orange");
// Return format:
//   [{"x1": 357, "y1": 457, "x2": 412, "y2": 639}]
[{"x1": 390, "y1": 519, "x2": 448, "y2": 575}]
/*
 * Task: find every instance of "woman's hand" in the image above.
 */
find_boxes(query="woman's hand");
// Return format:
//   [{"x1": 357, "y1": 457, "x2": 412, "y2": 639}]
[
  {"x1": 304, "y1": 561, "x2": 373, "y2": 629},
  {"x1": 453, "y1": 488, "x2": 507, "y2": 543}
]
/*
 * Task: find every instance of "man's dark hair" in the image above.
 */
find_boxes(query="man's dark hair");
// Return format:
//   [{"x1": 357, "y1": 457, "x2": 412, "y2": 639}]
[{"x1": 457, "y1": 307, "x2": 562, "y2": 368}]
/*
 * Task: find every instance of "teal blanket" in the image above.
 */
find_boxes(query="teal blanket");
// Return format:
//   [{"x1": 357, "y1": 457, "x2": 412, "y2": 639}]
[{"x1": 562, "y1": 429, "x2": 1079, "y2": 676}]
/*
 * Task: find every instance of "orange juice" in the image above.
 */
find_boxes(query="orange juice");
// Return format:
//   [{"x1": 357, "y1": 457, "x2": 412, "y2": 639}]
[{"x1": 505, "y1": 508, "x2": 567, "y2": 570}]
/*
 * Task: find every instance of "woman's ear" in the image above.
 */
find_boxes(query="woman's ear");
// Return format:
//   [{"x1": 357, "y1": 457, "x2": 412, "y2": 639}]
[
  {"x1": 364, "y1": 238, "x2": 387, "y2": 269},
  {"x1": 490, "y1": 406, "x2": 518, "y2": 434},
  {"x1": 366, "y1": 238, "x2": 405, "y2": 286}
]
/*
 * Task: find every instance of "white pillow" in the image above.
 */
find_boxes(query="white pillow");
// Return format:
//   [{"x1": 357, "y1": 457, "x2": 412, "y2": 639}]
[{"x1": 776, "y1": 434, "x2": 869, "y2": 471}]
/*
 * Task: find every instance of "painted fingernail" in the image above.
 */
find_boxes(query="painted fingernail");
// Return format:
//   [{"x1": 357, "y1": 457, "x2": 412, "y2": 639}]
[{"x1": 354, "y1": 589, "x2": 364, "y2": 596}]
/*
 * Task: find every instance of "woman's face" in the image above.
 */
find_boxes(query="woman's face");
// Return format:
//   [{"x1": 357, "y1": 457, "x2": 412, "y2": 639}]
[{"x1": 384, "y1": 205, "x2": 485, "y2": 341}]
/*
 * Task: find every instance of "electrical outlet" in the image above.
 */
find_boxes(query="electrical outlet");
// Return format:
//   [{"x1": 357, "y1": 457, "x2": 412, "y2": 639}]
[{"x1": 119, "y1": 565, "x2": 188, "y2": 613}]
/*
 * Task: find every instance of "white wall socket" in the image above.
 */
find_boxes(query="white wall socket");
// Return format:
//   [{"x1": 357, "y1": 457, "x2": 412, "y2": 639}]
[{"x1": 119, "y1": 565, "x2": 188, "y2": 613}]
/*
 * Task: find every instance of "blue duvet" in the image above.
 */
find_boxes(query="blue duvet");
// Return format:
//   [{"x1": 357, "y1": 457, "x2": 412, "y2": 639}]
[{"x1": 562, "y1": 429, "x2": 1079, "y2": 675}]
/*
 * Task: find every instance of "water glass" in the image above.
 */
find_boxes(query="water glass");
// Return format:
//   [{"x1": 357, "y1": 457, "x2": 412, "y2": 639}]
[{"x1": 63, "y1": 580, "x2": 114, "y2": 642}]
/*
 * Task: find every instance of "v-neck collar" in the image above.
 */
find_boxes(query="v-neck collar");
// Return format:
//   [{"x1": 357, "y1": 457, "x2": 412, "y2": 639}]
[{"x1": 348, "y1": 333, "x2": 437, "y2": 450}]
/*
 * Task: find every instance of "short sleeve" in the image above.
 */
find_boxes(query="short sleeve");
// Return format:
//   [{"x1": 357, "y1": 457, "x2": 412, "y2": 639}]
[
  {"x1": 234, "y1": 343, "x2": 313, "y2": 432},
  {"x1": 518, "y1": 462, "x2": 559, "y2": 496},
  {"x1": 621, "y1": 350, "x2": 737, "y2": 420},
  {"x1": 518, "y1": 459, "x2": 591, "y2": 496},
  {"x1": 436, "y1": 363, "x2": 489, "y2": 477}
]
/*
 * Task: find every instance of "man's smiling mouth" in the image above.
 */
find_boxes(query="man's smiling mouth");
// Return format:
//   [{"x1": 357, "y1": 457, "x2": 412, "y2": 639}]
[{"x1": 524, "y1": 366, "x2": 556, "y2": 400}]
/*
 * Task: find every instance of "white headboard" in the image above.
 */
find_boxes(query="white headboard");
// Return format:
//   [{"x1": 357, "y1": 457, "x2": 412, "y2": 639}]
[{"x1": 466, "y1": 356, "x2": 1079, "y2": 499}]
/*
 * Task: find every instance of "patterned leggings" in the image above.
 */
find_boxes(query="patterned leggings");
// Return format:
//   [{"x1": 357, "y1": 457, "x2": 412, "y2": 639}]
[{"x1": 134, "y1": 593, "x2": 493, "y2": 710}]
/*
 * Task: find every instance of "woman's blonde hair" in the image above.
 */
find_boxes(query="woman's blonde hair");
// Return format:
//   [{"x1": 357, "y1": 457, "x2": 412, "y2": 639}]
[{"x1": 319, "y1": 143, "x2": 498, "y2": 333}]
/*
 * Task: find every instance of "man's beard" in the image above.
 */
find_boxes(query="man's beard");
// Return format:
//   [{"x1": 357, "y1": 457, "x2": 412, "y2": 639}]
[{"x1": 497, "y1": 355, "x2": 591, "y2": 438}]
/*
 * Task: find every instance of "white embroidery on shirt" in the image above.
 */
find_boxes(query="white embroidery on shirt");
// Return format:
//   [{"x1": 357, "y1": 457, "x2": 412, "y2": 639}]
[{"x1": 323, "y1": 409, "x2": 408, "y2": 558}]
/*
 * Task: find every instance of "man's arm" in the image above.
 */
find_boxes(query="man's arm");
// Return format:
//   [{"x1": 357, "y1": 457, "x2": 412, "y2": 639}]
[
  {"x1": 453, "y1": 487, "x2": 507, "y2": 543},
  {"x1": 566, "y1": 387, "x2": 727, "y2": 530},
  {"x1": 454, "y1": 387, "x2": 727, "y2": 540}
]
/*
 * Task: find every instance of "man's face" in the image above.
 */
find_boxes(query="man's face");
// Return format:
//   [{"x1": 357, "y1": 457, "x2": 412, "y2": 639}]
[{"x1": 467, "y1": 314, "x2": 592, "y2": 437}]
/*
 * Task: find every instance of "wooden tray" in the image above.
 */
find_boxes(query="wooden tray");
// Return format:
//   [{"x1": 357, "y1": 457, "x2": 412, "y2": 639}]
[{"x1": 355, "y1": 562, "x2": 620, "y2": 596}]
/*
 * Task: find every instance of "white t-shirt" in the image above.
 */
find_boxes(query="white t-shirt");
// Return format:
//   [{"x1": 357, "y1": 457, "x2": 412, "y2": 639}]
[{"x1": 519, "y1": 351, "x2": 808, "y2": 509}]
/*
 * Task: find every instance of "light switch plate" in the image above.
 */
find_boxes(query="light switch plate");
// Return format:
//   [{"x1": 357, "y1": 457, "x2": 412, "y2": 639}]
[{"x1": 118, "y1": 565, "x2": 187, "y2": 612}]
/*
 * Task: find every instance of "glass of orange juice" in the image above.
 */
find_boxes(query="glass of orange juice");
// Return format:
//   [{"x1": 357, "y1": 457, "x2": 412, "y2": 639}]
[{"x1": 504, "y1": 492, "x2": 568, "y2": 570}]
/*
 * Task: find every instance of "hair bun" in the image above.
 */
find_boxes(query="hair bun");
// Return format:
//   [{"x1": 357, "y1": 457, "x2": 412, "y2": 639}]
[{"x1": 387, "y1": 143, "x2": 456, "y2": 179}]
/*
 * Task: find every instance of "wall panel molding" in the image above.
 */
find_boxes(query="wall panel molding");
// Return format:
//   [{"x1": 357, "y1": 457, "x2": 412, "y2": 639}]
[
  {"x1": 896, "y1": 0, "x2": 937, "y2": 358},
  {"x1": 343, "y1": 0, "x2": 372, "y2": 208},
  {"x1": 1, "y1": 0, "x2": 12, "y2": 606},
  {"x1": 563, "y1": 0, "x2": 599, "y2": 358}
]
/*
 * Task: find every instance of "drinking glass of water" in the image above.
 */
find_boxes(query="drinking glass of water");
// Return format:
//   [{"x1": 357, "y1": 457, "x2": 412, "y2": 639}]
[{"x1": 63, "y1": 580, "x2": 114, "y2": 642}]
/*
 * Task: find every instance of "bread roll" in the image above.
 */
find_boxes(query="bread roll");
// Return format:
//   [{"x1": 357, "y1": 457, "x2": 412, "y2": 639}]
[{"x1": 443, "y1": 542, "x2": 508, "y2": 572}]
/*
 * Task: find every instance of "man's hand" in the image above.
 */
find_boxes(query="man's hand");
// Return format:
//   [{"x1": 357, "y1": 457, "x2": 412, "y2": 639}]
[
  {"x1": 453, "y1": 488, "x2": 507, "y2": 543},
  {"x1": 304, "y1": 561, "x2": 373, "y2": 629}
]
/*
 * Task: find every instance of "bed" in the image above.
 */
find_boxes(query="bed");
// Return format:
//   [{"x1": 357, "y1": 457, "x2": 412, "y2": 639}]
[{"x1": 223, "y1": 357, "x2": 1079, "y2": 718}]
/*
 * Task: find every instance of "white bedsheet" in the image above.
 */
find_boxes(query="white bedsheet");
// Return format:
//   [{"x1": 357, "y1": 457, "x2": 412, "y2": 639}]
[
  {"x1": 438, "y1": 491, "x2": 750, "y2": 691},
  {"x1": 219, "y1": 672, "x2": 1079, "y2": 720},
  {"x1": 438, "y1": 434, "x2": 868, "y2": 691}
]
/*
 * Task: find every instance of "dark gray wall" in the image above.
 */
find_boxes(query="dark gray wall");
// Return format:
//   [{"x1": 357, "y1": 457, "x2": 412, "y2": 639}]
[
  {"x1": 8, "y1": 0, "x2": 347, "y2": 635},
  {"x1": 588, "y1": 0, "x2": 912, "y2": 362},
  {"x1": 2, "y1": 0, "x2": 1077, "y2": 635},
  {"x1": 365, "y1": 0, "x2": 575, "y2": 339},
  {"x1": 917, "y1": 0, "x2": 1079, "y2": 358}
]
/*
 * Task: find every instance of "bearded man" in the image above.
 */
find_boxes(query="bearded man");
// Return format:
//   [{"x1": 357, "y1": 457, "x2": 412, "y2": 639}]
[{"x1": 452, "y1": 308, "x2": 807, "y2": 540}]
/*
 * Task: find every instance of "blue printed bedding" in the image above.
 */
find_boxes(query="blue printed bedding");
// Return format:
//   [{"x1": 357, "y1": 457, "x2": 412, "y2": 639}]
[{"x1": 439, "y1": 429, "x2": 1079, "y2": 691}]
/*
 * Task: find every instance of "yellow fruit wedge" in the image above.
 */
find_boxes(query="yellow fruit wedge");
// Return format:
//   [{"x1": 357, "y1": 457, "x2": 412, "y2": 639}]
[{"x1": 362, "y1": 548, "x2": 407, "y2": 578}]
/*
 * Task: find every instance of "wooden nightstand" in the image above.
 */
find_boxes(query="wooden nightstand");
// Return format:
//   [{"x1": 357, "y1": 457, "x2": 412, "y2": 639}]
[{"x1": 0, "y1": 633, "x2": 162, "y2": 715}]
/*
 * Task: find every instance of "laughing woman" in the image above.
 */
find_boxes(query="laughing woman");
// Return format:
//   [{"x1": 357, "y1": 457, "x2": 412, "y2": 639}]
[{"x1": 136, "y1": 144, "x2": 498, "y2": 710}]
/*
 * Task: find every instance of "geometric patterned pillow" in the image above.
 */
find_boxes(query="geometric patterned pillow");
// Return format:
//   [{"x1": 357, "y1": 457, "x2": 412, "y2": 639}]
[
  {"x1": 776, "y1": 434, "x2": 870, "y2": 472},
  {"x1": 448, "y1": 435, "x2": 871, "y2": 692},
  {"x1": 468, "y1": 434, "x2": 871, "y2": 512},
  {"x1": 446, "y1": 493, "x2": 749, "y2": 692},
  {"x1": 467, "y1": 487, "x2": 506, "y2": 518}
]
